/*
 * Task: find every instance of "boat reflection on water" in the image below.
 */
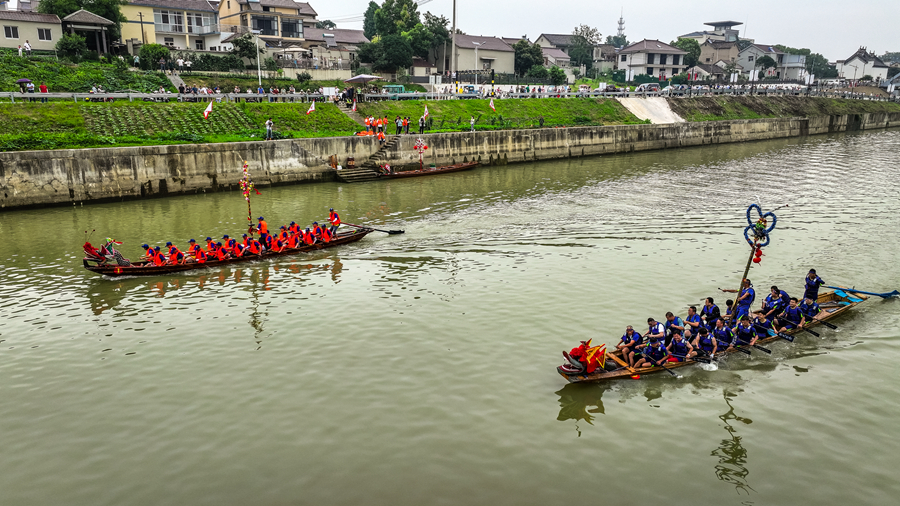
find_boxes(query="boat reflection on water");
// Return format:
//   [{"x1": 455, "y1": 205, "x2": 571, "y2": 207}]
[
  {"x1": 712, "y1": 390, "x2": 754, "y2": 495},
  {"x1": 555, "y1": 383, "x2": 609, "y2": 427}
]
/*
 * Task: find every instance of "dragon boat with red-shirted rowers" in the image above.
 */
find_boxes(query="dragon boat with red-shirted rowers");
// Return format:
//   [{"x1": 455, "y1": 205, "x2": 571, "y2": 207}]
[
  {"x1": 556, "y1": 288, "x2": 869, "y2": 383},
  {"x1": 82, "y1": 228, "x2": 374, "y2": 277}
]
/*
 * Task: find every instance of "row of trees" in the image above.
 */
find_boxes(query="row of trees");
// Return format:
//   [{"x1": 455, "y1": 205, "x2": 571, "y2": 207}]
[
  {"x1": 358, "y1": 0, "x2": 450, "y2": 72},
  {"x1": 39, "y1": 0, "x2": 127, "y2": 41}
]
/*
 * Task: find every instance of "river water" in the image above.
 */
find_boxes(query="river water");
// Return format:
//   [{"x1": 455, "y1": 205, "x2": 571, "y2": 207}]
[{"x1": 1, "y1": 129, "x2": 899, "y2": 506}]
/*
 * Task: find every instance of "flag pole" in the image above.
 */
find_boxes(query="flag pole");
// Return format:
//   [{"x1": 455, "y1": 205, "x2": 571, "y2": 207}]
[{"x1": 239, "y1": 161, "x2": 257, "y2": 236}]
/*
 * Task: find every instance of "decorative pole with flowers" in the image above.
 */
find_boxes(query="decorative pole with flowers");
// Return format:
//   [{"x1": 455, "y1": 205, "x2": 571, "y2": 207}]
[
  {"x1": 414, "y1": 137, "x2": 429, "y2": 170},
  {"x1": 239, "y1": 161, "x2": 260, "y2": 236}
]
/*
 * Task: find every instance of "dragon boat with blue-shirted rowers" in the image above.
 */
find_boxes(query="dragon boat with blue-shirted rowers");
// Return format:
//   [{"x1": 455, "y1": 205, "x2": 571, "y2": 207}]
[
  {"x1": 556, "y1": 288, "x2": 869, "y2": 384},
  {"x1": 82, "y1": 228, "x2": 374, "y2": 277}
]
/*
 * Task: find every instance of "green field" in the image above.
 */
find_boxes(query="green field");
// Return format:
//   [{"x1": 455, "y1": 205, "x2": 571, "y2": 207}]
[
  {"x1": 667, "y1": 96, "x2": 900, "y2": 122},
  {"x1": 356, "y1": 98, "x2": 647, "y2": 131},
  {"x1": 1, "y1": 55, "x2": 172, "y2": 93},
  {"x1": 0, "y1": 102, "x2": 363, "y2": 151}
]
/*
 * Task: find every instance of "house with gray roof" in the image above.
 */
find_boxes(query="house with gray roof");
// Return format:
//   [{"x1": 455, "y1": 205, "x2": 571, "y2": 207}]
[
  {"x1": 434, "y1": 34, "x2": 515, "y2": 75},
  {"x1": 836, "y1": 47, "x2": 890, "y2": 82},
  {"x1": 0, "y1": 10, "x2": 61, "y2": 52},
  {"x1": 619, "y1": 39, "x2": 688, "y2": 80}
]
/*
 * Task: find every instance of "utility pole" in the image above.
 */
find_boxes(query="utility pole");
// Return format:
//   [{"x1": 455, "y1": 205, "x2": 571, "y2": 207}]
[
  {"x1": 138, "y1": 12, "x2": 146, "y2": 45},
  {"x1": 451, "y1": 0, "x2": 457, "y2": 93}
]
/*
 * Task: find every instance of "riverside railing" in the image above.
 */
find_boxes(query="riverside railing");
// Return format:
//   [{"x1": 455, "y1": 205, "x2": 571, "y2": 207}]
[{"x1": 3, "y1": 89, "x2": 897, "y2": 104}]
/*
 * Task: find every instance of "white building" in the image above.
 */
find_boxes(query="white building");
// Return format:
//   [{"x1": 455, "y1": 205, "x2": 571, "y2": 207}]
[
  {"x1": 434, "y1": 34, "x2": 515, "y2": 75},
  {"x1": 679, "y1": 21, "x2": 747, "y2": 44},
  {"x1": 0, "y1": 10, "x2": 62, "y2": 52},
  {"x1": 836, "y1": 47, "x2": 890, "y2": 82},
  {"x1": 737, "y1": 43, "x2": 806, "y2": 80},
  {"x1": 618, "y1": 39, "x2": 688, "y2": 80}
]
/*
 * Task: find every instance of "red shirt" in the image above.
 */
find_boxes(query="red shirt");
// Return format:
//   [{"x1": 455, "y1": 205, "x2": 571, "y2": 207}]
[{"x1": 39, "y1": 84, "x2": 48, "y2": 93}]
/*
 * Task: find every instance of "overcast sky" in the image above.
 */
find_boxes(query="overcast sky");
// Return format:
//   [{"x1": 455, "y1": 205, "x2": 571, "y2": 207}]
[{"x1": 317, "y1": 0, "x2": 898, "y2": 61}]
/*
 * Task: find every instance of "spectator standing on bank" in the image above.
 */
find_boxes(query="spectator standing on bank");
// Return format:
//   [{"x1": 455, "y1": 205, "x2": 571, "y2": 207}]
[
  {"x1": 185, "y1": 59, "x2": 192, "y2": 73},
  {"x1": 39, "y1": 82, "x2": 48, "y2": 103},
  {"x1": 470, "y1": 116, "x2": 475, "y2": 132},
  {"x1": 176, "y1": 57, "x2": 184, "y2": 74},
  {"x1": 159, "y1": 57, "x2": 166, "y2": 72},
  {"x1": 418, "y1": 116, "x2": 426, "y2": 134},
  {"x1": 133, "y1": 54, "x2": 140, "y2": 68},
  {"x1": 18, "y1": 45, "x2": 23, "y2": 57},
  {"x1": 26, "y1": 81, "x2": 35, "y2": 101},
  {"x1": 265, "y1": 118, "x2": 274, "y2": 141},
  {"x1": 23, "y1": 40, "x2": 31, "y2": 56}
]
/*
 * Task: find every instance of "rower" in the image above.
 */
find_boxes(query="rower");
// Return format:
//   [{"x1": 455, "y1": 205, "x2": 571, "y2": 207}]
[
  {"x1": 271, "y1": 238, "x2": 286, "y2": 253},
  {"x1": 774, "y1": 297, "x2": 804, "y2": 333},
  {"x1": 194, "y1": 247, "x2": 207, "y2": 264},
  {"x1": 257, "y1": 216, "x2": 269, "y2": 243},
  {"x1": 247, "y1": 239, "x2": 262, "y2": 255},
  {"x1": 692, "y1": 327, "x2": 718, "y2": 357},
  {"x1": 667, "y1": 331, "x2": 696, "y2": 361},
  {"x1": 799, "y1": 297, "x2": 821, "y2": 325},
  {"x1": 753, "y1": 312, "x2": 775, "y2": 341},
  {"x1": 733, "y1": 316, "x2": 758, "y2": 347},
  {"x1": 664, "y1": 311, "x2": 685, "y2": 346},
  {"x1": 205, "y1": 237, "x2": 216, "y2": 252},
  {"x1": 634, "y1": 337, "x2": 668, "y2": 368},
  {"x1": 241, "y1": 234, "x2": 250, "y2": 247},
  {"x1": 646, "y1": 317, "x2": 666, "y2": 343},
  {"x1": 761, "y1": 285, "x2": 791, "y2": 320},
  {"x1": 169, "y1": 248, "x2": 186, "y2": 265},
  {"x1": 615, "y1": 325, "x2": 643, "y2": 367},
  {"x1": 165, "y1": 241, "x2": 182, "y2": 258},
  {"x1": 328, "y1": 208, "x2": 341, "y2": 235},
  {"x1": 303, "y1": 228, "x2": 316, "y2": 245},
  {"x1": 685, "y1": 306, "x2": 703, "y2": 337},
  {"x1": 321, "y1": 227, "x2": 332, "y2": 243},
  {"x1": 215, "y1": 243, "x2": 229, "y2": 261},
  {"x1": 140, "y1": 244, "x2": 154, "y2": 262},
  {"x1": 153, "y1": 246, "x2": 166, "y2": 266},
  {"x1": 312, "y1": 221, "x2": 323, "y2": 238},
  {"x1": 724, "y1": 299, "x2": 734, "y2": 324},
  {"x1": 713, "y1": 318, "x2": 737, "y2": 352},
  {"x1": 700, "y1": 297, "x2": 721, "y2": 330},
  {"x1": 804, "y1": 269, "x2": 825, "y2": 301}
]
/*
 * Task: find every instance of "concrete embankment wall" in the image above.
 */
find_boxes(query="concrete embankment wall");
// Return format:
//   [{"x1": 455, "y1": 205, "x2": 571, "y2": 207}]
[{"x1": 2, "y1": 112, "x2": 899, "y2": 210}]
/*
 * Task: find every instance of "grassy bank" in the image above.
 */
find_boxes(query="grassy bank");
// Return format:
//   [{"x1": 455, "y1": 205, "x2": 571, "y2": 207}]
[
  {"x1": 667, "y1": 96, "x2": 900, "y2": 122},
  {"x1": 1, "y1": 55, "x2": 172, "y2": 93},
  {"x1": 356, "y1": 98, "x2": 646, "y2": 131},
  {"x1": 0, "y1": 102, "x2": 362, "y2": 151},
  {"x1": 179, "y1": 73, "x2": 427, "y2": 93}
]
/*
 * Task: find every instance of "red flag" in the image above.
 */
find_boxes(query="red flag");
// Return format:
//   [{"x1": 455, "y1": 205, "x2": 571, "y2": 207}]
[
  {"x1": 203, "y1": 101, "x2": 213, "y2": 119},
  {"x1": 351, "y1": 100, "x2": 357, "y2": 112},
  {"x1": 423, "y1": 105, "x2": 429, "y2": 118},
  {"x1": 489, "y1": 98, "x2": 495, "y2": 111},
  {"x1": 307, "y1": 102, "x2": 316, "y2": 115}
]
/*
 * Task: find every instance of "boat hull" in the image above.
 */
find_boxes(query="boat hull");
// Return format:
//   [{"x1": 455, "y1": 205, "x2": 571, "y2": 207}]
[
  {"x1": 557, "y1": 288, "x2": 867, "y2": 383},
  {"x1": 380, "y1": 161, "x2": 479, "y2": 178},
  {"x1": 83, "y1": 228, "x2": 373, "y2": 277}
]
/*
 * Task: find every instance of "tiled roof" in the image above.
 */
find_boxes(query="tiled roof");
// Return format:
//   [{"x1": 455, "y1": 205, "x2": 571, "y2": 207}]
[
  {"x1": 0, "y1": 11, "x2": 60, "y2": 24},
  {"x1": 620, "y1": 39, "x2": 687, "y2": 55},
  {"x1": 539, "y1": 33, "x2": 574, "y2": 47},
  {"x1": 303, "y1": 28, "x2": 369, "y2": 45},
  {"x1": 502, "y1": 37, "x2": 529, "y2": 46},
  {"x1": 843, "y1": 47, "x2": 889, "y2": 68},
  {"x1": 453, "y1": 34, "x2": 513, "y2": 52},
  {"x1": 63, "y1": 9, "x2": 115, "y2": 25},
  {"x1": 541, "y1": 47, "x2": 569, "y2": 60},
  {"x1": 128, "y1": 0, "x2": 217, "y2": 12}
]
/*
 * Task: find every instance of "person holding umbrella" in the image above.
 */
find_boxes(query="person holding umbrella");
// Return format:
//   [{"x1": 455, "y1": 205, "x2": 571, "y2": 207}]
[{"x1": 16, "y1": 78, "x2": 30, "y2": 94}]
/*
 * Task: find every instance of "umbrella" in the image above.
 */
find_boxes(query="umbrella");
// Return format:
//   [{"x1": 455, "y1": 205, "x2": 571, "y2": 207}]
[
  {"x1": 344, "y1": 74, "x2": 382, "y2": 84},
  {"x1": 16, "y1": 78, "x2": 31, "y2": 84}
]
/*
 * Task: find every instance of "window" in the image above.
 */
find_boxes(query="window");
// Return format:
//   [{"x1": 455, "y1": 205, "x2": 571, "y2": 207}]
[
  {"x1": 620, "y1": 54, "x2": 627, "y2": 62},
  {"x1": 647, "y1": 53, "x2": 655, "y2": 64},
  {"x1": 164, "y1": 37, "x2": 175, "y2": 46},
  {"x1": 227, "y1": 1, "x2": 231, "y2": 8},
  {"x1": 672, "y1": 55, "x2": 679, "y2": 65},
  {"x1": 154, "y1": 10, "x2": 184, "y2": 32},
  {"x1": 647, "y1": 67, "x2": 654, "y2": 75},
  {"x1": 659, "y1": 54, "x2": 667, "y2": 65},
  {"x1": 748, "y1": 56, "x2": 754, "y2": 62},
  {"x1": 705, "y1": 57, "x2": 711, "y2": 62},
  {"x1": 262, "y1": 6, "x2": 270, "y2": 11},
  {"x1": 4, "y1": 26, "x2": 18, "y2": 39},
  {"x1": 195, "y1": 39, "x2": 204, "y2": 50},
  {"x1": 38, "y1": 28, "x2": 51, "y2": 41}
]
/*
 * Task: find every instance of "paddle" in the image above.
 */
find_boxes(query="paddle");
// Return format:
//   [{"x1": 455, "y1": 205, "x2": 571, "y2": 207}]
[
  {"x1": 671, "y1": 353, "x2": 711, "y2": 364},
  {"x1": 755, "y1": 323, "x2": 795, "y2": 342},
  {"x1": 800, "y1": 326, "x2": 820, "y2": 337},
  {"x1": 343, "y1": 222, "x2": 405, "y2": 235},
  {"x1": 640, "y1": 348, "x2": 678, "y2": 377},
  {"x1": 817, "y1": 320, "x2": 838, "y2": 330},
  {"x1": 824, "y1": 286, "x2": 900, "y2": 299}
]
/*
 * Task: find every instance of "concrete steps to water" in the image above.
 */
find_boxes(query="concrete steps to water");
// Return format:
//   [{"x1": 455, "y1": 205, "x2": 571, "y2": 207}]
[
  {"x1": 337, "y1": 103, "x2": 367, "y2": 126},
  {"x1": 335, "y1": 135, "x2": 401, "y2": 183}
]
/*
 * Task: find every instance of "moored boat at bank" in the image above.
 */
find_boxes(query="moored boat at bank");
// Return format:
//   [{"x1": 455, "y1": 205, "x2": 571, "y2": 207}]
[{"x1": 378, "y1": 161, "x2": 479, "y2": 178}]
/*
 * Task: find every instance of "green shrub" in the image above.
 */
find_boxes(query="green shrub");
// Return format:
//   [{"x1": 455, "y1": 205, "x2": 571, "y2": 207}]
[
  {"x1": 56, "y1": 33, "x2": 88, "y2": 62},
  {"x1": 139, "y1": 44, "x2": 170, "y2": 71}
]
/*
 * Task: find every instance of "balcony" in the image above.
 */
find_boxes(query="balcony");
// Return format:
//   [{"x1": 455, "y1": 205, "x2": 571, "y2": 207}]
[
  {"x1": 282, "y1": 31, "x2": 302, "y2": 39},
  {"x1": 255, "y1": 28, "x2": 278, "y2": 36},
  {"x1": 156, "y1": 23, "x2": 222, "y2": 35}
]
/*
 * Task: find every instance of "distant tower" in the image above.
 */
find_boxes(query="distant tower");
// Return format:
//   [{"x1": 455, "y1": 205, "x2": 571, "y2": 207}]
[{"x1": 617, "y1": 9, "x2": 625, "y2": 37}]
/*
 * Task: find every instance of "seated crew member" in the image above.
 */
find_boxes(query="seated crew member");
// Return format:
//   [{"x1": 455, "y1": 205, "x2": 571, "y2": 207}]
[
  {"x1": 713, "y1": 318, "x2": 737, "y2": 353},
  {"x1": 799, "y1": 297, "x2": 821, "y2": 325},
  {"x1": 206, "y1": 237, "x2": 216, "y2": 252},
  {"x1": 303, "y1": 228, "x2": 316, "y2": 245},
  {"x1": 233, "y1": 244, "x2": 246, "y2": 258},
  {"x1": 165, "y1": 241, "x2": 182, "y2": 259},
  {"x1": 775, "y1": 297, "x2": 804, "y2": 333},
  {"x1": 186, "y1": 239, "x2": 200, "y2": 256},
  {"x1": 216, "y1": 243, "x2": 229, "y2": 261},
  {"x1": 152, "y1": 246, "x2": 167, "y2": 266},
  {"x1": 287, "y1": 231, "x2": 300, "y2": 248},
  {"x1": 289, "y1": 221, "x2": 299, "y2": 234},
  {"x1": 241, "y1": 234, "x2": 250, "y2": 247},
  {"x1": 328, "y1": 208, "x2": 341, "y2": 235},
  {"x1": 615, "y1": 325, "x2": 643, "y2": 368},
  {"x1": 803, "y1": 269, "x2": 825, "y2": 301},
  {"x1": 271, "y1": 238, "x2": 286, "y2": 253},
  {"x1": 634, "y1": 337, "x2": 668, "y2": 368},
  {"x1": 664, "y1": 311, "x2": 685, "y2": 346},
  {"x1": 685, "y1": 306, "x2": 703, "y2": 337},
  {"x1": 140, "y1": 244, "x2": 154, "y2": 262},
  {"x1": 724, "y1": 299, "x2": 735, "y2": 324},
  {"x1": 247, "y1": 239, "x2": 262, "y2": 255},
  {"x1": 733, "y1": 316, "x2": 758, "y2": 346},
  {"x1": 761, "y1": 285, "x2": 791, "y2": 320},
  {"x1": 278, "y1": 226, "x2": 289, "y2": 242},
  {"x1": 753, "y1": 311, "x2": 775, "y2": 340},
  {"x1": 692, "y1": 327, "x2": 718, "y2": 357},
  {"x1": 321, "y1": 227, "x2": 332, "y2": 243},
  {"x1": 193, "y1": 247, "x2": 207, "y2": 264},
  {"x1": 701, "y1": 297, "x2": 721, "y2": 330},
  {"x1": 667, "y1": 331, "x2": 696, "y2": 361},
  {"x1": 169, "y1": 248, "x2": 186, "y2": 265},
  {"x1": 646, "y1": 317, "x2": 666, "y2": 343},
  {"x1": 257, "y1": 216, "x2": 269, "y2": 243},
  {"x1": 312, "y1": 222, "x2": 323, "y2": 238}
]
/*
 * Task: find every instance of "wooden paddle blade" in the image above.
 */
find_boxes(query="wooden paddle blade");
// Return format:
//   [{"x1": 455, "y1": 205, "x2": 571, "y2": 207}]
[
  {"x1": 752, "y1": 344, "x2": 772, "y2": 354},
  {"x1": 819, "y1": 321, "x2": 838, "y2": 330},
  {"x1": 802, "y1": 327, "x2": 820, "y2": 338},
  {"x1": 388, "y1": 230, "x2": 405, "y2": 234}
]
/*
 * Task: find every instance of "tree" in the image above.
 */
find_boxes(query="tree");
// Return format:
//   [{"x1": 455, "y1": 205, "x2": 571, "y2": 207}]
[
  {"x1": 606, "y1": 34, "x2": 629, "y2": 48},
  {"x1": 514, "y1": 40, "x2": 543, "y2": 77},
  {"x1": 363, "y1": 1, "x2": 379, "y2": 40},
  {"x1": 548, "y1": 66, "x2": 566, "y2": 85},
  {"x1": 880, "y1": 52, "x2": 900, "y2": 64},
  {"x1": 403, "y1": 13, "x2": 448, "y2": 61},
  {"x1": 421, "y1": 12, "x2": 450, "y2": 59},
  {"x1": 568, "y1": 35, "x2": 594, "y2": 71},
  {"x1": 374, "y1": 0, "x2": 420, "y2": 37},
  {"x1": 360, "y1": 33, "x2": 413, "y2": 72},
  {"x1": 756, "y1": 55, "x2": 777, "y2": 71},
  {"x1": 230, "y1": 33, "x2": 263, "y2": 66},
  {"x1": 138, "y1": 43, "x2": 169, "y2": 71},
  {"x1": 39, "y1": 0, "x2": 127, "y2": 42},
  {"x1": 55, "y1": 32, "x2": 88, "y2": 61},
  {"x1": 572, "y1": 24, "x2": 601, "y2": 45},
  {"x1": 315, "y1": 20, "x2": 336, "y2": 29},
  {"x1": 526, "y1": 65, "x2": 548, "y2": 79},
  {"x1": 671, "y1": 37, "x2": 701, "y2": 68}
]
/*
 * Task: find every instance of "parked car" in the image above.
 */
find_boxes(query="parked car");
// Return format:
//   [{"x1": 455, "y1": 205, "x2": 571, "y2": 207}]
[{"x1": 635, "y1": 83, "x2": 660, "y2": 92}]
